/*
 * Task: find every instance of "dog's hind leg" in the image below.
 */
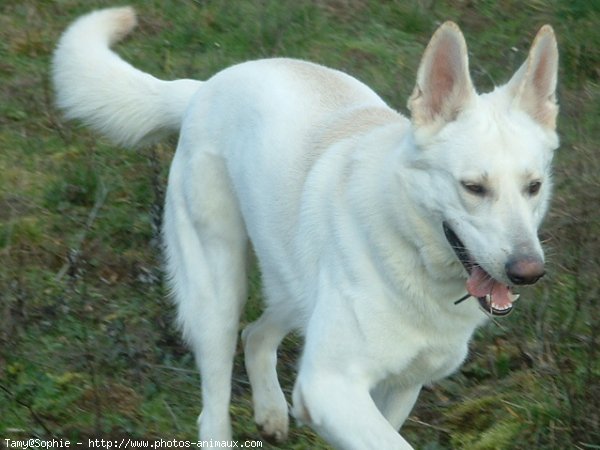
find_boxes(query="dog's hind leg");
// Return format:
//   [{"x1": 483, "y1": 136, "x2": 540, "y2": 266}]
[
  {"x1": 242, "y1": 301, "x2": 294, "y2": 443},
  {"x1": 164, "y1": 147, "x2": 248, "y2": 442}
]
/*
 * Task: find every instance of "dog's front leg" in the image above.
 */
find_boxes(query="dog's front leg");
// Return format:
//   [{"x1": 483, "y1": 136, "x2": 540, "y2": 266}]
[
  {"x1": 371, "y1": 380, "x2": 422, "y2": 431},
  {"x1": 292, "y1": 369, "x2": 415, "y2": 450}
]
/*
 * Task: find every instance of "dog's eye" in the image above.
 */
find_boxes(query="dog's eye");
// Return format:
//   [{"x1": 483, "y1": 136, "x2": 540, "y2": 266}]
[
  {"x1": 528, "y1": 180, "x2": 542, "y2": 195},
  {"x1": 461, "y1": 181, "x2": 487, "y2": 196}
]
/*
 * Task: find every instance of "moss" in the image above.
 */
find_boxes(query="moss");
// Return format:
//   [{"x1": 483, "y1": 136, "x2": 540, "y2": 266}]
[{"x1": 454, "y1": 420, "x2": 523, "y2": 450}]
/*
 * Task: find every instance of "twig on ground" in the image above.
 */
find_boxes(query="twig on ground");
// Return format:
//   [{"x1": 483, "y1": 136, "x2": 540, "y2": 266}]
[
  {"x1": 55, "y1": 180, "x2": 108, "y2": 281},
  {"x1": 0, "y1": 383, "x2": 54, "y2": 436}
]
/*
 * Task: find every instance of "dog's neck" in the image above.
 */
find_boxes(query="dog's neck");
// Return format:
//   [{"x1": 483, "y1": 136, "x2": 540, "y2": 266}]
[{"x1": 338, "y1": 131, "x2": 474, "y2": 315}]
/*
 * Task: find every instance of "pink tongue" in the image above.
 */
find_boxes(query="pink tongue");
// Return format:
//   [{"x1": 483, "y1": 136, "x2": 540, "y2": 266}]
[{"x1": 466, "y1": 267, "x2": 512, "y2": 308}]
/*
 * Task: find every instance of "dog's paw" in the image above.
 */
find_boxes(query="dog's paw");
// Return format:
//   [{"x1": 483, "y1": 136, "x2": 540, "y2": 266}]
[{"x1": 256, "y1": 408, "x2": 289, "y2": 444}]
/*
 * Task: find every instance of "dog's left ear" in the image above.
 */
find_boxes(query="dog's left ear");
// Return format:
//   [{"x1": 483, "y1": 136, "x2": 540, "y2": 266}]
[
  {"x1": 506, "y1": 25, "x2": 559, "y2": 130},
  {"x1": 408, "y1": 22, "x2": 477, "y2": 130}
]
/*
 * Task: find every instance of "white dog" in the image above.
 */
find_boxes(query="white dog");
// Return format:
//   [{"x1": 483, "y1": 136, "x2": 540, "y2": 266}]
[{"x1": 53, "y1": 7, "x2": 558, "y2": 449}]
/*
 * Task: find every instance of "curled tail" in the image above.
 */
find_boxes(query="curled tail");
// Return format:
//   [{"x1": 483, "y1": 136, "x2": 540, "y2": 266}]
[{"x1": 53, "y1": 7, "x2": 202, "y2": 147}]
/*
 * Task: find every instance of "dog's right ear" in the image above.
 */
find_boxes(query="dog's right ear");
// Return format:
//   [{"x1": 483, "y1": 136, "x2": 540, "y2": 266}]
[
  {"x1": 505, "y1": 25, "x2": 559, "y2": 130},
  {"x1": 408, "y1": 22, "x2": 477, "y2": 130}
]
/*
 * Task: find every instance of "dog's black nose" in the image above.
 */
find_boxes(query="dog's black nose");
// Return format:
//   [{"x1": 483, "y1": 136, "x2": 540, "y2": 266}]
[{"x1": 505, "y1": 257, "x2": 545, "y2": 285}]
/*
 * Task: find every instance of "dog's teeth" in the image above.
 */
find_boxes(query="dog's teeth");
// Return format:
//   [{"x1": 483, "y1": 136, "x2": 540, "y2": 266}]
[{"x1": 509, "y1": 293, "x2": 520, "y2": 302}]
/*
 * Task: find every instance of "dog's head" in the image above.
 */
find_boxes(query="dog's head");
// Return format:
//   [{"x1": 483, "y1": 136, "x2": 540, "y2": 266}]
[{"x1": 405, "y1": 22, "x2": 559, "y2": 316}]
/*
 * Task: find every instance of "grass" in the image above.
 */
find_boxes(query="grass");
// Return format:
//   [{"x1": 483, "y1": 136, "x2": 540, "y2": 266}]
[{"x1": 1, "y1": 0, "x2": 598, "y2": 448}]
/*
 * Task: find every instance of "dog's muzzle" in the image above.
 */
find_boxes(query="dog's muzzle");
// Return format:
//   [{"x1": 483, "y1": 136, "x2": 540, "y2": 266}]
[{"x1": 443, "y1": 222, "x2": 522, "y2": 317}]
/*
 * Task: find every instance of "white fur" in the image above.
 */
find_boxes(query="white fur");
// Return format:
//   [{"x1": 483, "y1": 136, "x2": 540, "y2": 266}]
[
  {"x1": 52, "y1": 7, "x2": 201, "y2": 146},
  {"x1": 53, "y1": 8, "x2": 559, "y2": 449}
]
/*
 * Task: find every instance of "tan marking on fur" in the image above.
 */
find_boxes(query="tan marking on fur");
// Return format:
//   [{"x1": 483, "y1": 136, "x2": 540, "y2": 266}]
[
  {"x1": 316, "y1": 107, "x2": 403, "y2": 151},
  {"x1": 108, "y1": 7, "x2": 138, "y2": 45},
  {"x1": 278, "y1": 59, "x2": 366, "y2": 109}
]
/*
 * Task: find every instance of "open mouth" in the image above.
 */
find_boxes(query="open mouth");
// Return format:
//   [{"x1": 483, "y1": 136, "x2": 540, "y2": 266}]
[{"x1": 443, "y1": 222, "x2": 519, "y2": 317}]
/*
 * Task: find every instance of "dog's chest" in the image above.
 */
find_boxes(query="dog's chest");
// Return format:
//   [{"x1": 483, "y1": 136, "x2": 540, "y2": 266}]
[
  {"x1": 408, "y1": 314, "x2": 483, "y2": 384},
  {"x1": 407, "y1": 339, "x2": 468, "y2": 384},
  {"x1": 378, "y1": 325, "x2": 472, "y2": 386}
]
